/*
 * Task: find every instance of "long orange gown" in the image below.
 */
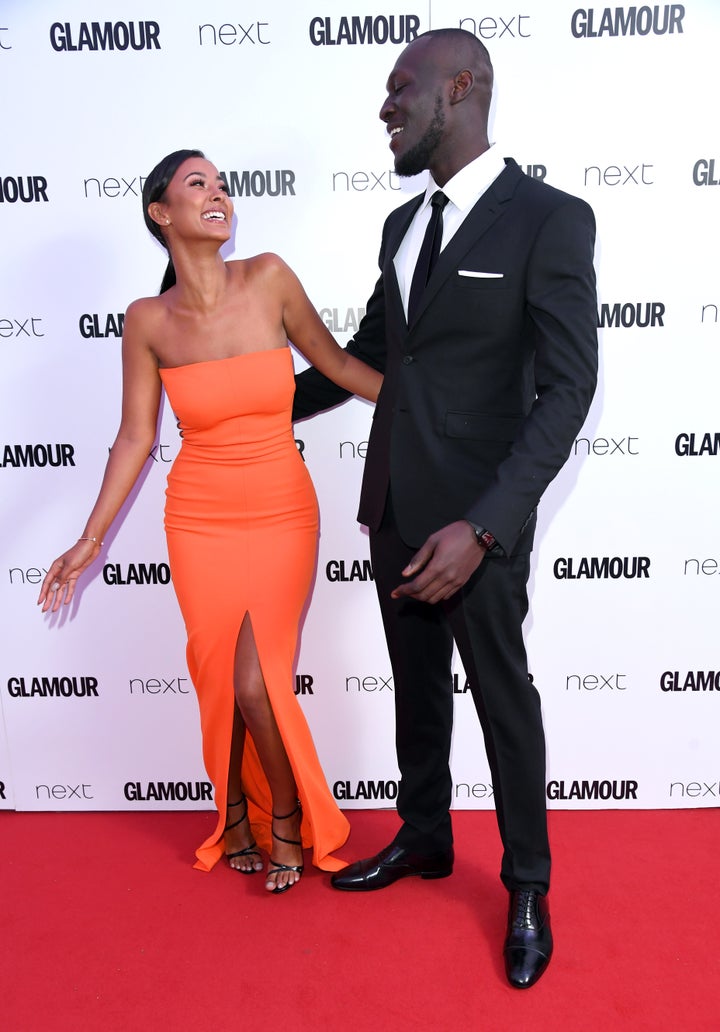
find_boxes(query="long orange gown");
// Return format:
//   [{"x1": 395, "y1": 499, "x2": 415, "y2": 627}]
[{"x1": 159, "y1": 347, "x2": 349, "y2": 872}]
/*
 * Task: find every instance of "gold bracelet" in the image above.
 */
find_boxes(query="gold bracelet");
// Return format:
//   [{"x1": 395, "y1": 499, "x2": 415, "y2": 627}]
[{"x1": 78, "y1": 536, "x2": 103, "y2": 546}]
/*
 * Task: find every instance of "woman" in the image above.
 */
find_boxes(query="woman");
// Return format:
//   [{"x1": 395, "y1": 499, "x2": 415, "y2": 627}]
[{"x1": 38, "y1": 149, "x2": 381, "y2": 894}]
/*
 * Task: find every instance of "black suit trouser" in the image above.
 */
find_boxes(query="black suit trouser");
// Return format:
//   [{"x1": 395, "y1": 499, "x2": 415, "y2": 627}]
[{"x1": 369, "y1": 494, "x2": 551, "y2": 893}]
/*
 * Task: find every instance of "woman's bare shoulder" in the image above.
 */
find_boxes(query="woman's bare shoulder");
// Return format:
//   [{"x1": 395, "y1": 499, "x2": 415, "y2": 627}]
[
  {"x1": 121, "y1": 296, "x2": 173, "y2": 356},
  {"x1": 124, "y1": 293, "x2": 170, "y2": 329},
  {"x1": 228, "y1": 253, "x2": 293, "y2": 283}
]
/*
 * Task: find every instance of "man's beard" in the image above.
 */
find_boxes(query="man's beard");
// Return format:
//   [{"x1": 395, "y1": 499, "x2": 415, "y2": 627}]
[{"x1": 395, "y1": 95, "x2": 445, "y2": 177}]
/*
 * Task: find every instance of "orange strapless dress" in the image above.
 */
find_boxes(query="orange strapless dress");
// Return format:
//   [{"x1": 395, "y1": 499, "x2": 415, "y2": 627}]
[{"x1": 159, "y1": 347, "x2": 348, "y2": 872}]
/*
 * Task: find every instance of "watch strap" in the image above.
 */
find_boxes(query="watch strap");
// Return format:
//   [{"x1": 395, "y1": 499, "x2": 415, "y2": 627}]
[{"x1": 467, "y1": 521, "x2": 500, "y2": 553}]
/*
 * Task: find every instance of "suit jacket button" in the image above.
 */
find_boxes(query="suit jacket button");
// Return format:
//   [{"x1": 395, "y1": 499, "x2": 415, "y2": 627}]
[{"x1": 402, "y1": 355, "x2": 414, "y2": 364}]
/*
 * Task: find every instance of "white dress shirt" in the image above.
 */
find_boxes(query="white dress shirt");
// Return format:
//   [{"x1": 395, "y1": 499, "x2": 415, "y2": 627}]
[{"x1": 394, "y1": 145, "x2": 507, "y2": 318}]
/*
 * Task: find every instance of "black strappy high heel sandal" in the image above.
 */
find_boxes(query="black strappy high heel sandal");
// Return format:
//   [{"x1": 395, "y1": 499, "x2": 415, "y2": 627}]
[
  {"x1": 225, "y1": 795, "x2": 263, "y2": 874},
  {"x1": 266, "y1": 799, "x2": 304, "y2": 894}
]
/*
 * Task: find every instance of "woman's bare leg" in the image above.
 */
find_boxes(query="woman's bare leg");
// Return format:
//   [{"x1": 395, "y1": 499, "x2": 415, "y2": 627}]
[
  {"x1": 233, "y1": 613, "x2": 303, "y2": 892},
  {"x1": 224, "y1": 703, "x2": 263, "y2": 872}
]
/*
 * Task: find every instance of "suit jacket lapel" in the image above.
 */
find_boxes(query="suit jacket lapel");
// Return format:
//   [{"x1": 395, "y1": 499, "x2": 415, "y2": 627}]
[
  {"x1": 408, "y1": 160, "x2": 523, "y2": 330},
  {"x1": 382, "y1": 195, "x2": 423, "y2": 329}
]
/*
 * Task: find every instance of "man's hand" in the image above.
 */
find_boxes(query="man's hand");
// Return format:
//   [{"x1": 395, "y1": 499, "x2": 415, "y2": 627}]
[{"x1": 390, "y1": 520, "x2": 486, "y2": 604}]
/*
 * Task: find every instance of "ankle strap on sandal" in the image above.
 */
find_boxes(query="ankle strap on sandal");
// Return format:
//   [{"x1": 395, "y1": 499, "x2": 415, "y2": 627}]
[{"x1": 272, "y1": 799, "x2": 301, "y2": 821}]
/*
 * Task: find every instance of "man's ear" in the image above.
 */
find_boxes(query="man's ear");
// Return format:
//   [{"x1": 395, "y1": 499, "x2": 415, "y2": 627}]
[{"x1": 450, "y1": 69, "x2": 474, "y2": 104}]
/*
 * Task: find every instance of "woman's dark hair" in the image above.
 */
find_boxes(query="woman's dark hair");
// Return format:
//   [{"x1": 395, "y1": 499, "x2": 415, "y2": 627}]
[{"x1": 142, "y1": 149, "x2": 205, "y2": 294}]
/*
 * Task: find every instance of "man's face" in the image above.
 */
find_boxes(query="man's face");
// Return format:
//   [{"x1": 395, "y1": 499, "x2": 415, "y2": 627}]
[{"x1": 380, "y1": 43, "x2": 447, "y2": 178}]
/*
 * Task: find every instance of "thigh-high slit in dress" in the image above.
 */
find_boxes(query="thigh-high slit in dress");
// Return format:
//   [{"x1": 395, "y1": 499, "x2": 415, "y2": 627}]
[{"x1": 159, "y1": 347, "x2": 348, "y2": 872}]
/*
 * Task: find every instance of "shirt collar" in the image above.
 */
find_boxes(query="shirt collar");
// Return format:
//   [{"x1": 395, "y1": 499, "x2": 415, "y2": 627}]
[{"x1": 421, "y1": 145, "x2": 506, "y2": 213}]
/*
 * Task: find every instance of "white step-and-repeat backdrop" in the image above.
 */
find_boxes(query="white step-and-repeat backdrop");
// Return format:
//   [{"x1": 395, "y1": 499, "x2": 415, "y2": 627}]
[{"x1": 1, "y1": 1, "x2": 718, "y2": 817}]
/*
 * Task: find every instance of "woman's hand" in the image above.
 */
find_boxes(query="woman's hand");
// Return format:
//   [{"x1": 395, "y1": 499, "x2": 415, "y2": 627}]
[{"x1": 37, "y1": 538, "x2": 102, "y2": 613}]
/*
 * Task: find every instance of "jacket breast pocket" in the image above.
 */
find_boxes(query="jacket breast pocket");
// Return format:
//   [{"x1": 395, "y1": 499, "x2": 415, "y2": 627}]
[{"x1": 454, "y1": 270, "x2": 510, "y2": 291}]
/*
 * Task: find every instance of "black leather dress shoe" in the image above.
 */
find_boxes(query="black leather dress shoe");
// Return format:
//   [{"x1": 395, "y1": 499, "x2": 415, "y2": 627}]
[
  {"x1": 330, "y1": 843, "x2": 454, "y2": 891},
  {"x1": 503, "y1": 889, "x2": 553, "y2": 989}
]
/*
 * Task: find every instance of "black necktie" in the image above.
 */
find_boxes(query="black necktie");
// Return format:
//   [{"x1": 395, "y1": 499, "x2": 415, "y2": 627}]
[{"x1": 407, "y1": 190, "x2": 449, "y2": 323}]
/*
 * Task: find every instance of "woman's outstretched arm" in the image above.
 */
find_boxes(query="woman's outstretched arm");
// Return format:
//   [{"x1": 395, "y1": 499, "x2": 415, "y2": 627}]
[
  {"x1": 271, "y1": 255, "x2": 383, "y2": 402},
  {"x1": 38, "y1": 301, "x2": 162, "y2": 613}
]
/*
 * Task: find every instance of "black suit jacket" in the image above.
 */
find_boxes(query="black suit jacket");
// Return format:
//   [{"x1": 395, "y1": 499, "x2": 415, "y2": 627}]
[{"x1": 293, "y1": 159, "x2": 598, "y2": 554}]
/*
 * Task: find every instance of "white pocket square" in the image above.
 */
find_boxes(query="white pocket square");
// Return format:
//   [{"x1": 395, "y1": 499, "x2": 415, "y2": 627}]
[{"x1": 458, "y1": 270, "x2": 504, "y2": 278}]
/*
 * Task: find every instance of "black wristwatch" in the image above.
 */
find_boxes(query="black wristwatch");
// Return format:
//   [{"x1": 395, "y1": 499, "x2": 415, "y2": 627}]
[{"x1": 467, "y1": 521, "x2": 500, "y2": 553}]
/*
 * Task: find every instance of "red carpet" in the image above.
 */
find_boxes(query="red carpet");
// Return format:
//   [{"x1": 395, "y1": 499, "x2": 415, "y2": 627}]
[{"x1": 1, "y1": 808, "x2": 717, "y2": 1031}]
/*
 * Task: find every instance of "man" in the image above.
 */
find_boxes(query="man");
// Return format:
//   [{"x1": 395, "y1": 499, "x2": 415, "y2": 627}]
[{"x1": 293, "y1": 28, "x2": 598, "y2": 989}]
